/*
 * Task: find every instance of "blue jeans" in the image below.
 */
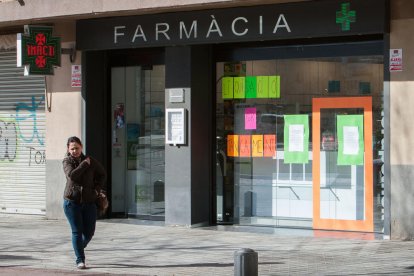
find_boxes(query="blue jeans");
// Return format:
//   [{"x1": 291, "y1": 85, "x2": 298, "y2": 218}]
[{"x1": 63, "y1": 199, "x2": 97, "y2": 264}]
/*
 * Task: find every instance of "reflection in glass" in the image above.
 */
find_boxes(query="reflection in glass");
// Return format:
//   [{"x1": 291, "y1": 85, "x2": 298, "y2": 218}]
[
  {"x1": 215, "y1": 55, "x2": 383, "y2": 231},
  {"x1": 320, "y1": 109, "x2": 364, "y2": 221},
  {"x1": 112, "y1": 65, "x2": 165, "y2": 220}
]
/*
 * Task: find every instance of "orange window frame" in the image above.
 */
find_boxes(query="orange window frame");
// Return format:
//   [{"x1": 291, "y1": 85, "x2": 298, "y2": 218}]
[{"x1": 312, "y1": 97, "x2": 373, "y2": 232}]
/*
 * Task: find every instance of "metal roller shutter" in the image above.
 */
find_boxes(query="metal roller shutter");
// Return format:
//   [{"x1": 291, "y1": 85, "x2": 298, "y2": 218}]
[{"x1": 0, "y1": 49, "x2": 46, "y2": 215}]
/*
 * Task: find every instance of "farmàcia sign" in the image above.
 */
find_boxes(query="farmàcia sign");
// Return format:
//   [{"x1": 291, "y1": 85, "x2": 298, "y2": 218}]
[
  {"x1": 76, "y1": 0, "x2": 386, "y2": 51},
  {"x1": 17, "y1": 25, "x2": 61, "y2": 75}
]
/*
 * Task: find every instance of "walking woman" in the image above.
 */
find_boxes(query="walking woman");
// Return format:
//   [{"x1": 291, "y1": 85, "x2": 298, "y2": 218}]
[{"x1": 62, "y1": 136, "x2": 106, "y2": 269}]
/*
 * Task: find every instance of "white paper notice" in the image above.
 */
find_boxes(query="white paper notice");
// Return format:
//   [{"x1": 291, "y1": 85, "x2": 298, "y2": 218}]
[
  {"x1": 289, "y1": 124, "x2": 304, "y2": 152},
  {"x1": 71, "y1": 65, "x2": 82, "y2": 88},
  {"x1": 170, "y1": 112, "x2": 184, "y2": 142},
  {"x1": 343, "y1": 126, "x2": 359, "y2": 155},
  {"x1": 389, "y1": 49, "x2": 403, "y2": 72}
]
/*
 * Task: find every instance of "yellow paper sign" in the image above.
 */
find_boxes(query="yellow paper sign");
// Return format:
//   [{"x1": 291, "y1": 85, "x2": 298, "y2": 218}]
[
  {"x1": 276, "y1": 76, "x2": 280, "y2": 98},
  {"x1": 256, "y1": 76, "x2": 269, "y2": 98},
  {"x1": 252, "y1": 135, "x2": 264, "y2": 157},
  {"x1": 222, "y1": 77, "x2": 233, "y2": 99},
  {"x1": 269, "y1": 76, "x2": 280, "y2": 98},
  {"x1": 233, "y1": 77, "x2": 246, "y2": 99}
]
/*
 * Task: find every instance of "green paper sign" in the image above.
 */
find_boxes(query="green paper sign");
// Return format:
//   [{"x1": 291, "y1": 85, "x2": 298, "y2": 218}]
[
  {"x1": 222, "y1": 77, "x2": 233, "y2": 99},
  {"x1": 284, "y1": 115, "x2": 309, "y2": 164},
  {"x1": 222, "y1": 75, "x2": 280, "y2": 99},
  {"x1": 269, "y1": 76, "x2": 280, "y2": 98},
  {"x1": 233, "y1": 77, "x2": 246, "y2": 99},
  {"x1": 337, "y1": 115, "x2": 364, "y2": 165},
  {"x1": 276, "y1": 76, "x2": 280, "y2": 98},
  {"x1": 256, "y1": 76, "x2": 269, "y2": 98},
  {"x1": 245, "y1": 76, "x2": 257, "y2": 98}
]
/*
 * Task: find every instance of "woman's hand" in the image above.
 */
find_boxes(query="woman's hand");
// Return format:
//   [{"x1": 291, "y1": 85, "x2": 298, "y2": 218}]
[
  {"x1": 96, "y1": 190, "x2": 109, "y2": 211},
  {"x1": 85, "y1": 157, "x2": 91, "y2": 165}
]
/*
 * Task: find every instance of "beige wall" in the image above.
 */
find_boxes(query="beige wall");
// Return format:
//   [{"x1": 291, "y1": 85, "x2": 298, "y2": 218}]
[
  {"x1": 45, "y1": 22, "x2": 82, "y2": 219},
  {"x1": 45, "y1": 21, "x2": 81, "y2": 160},
  {"x1": 389, "y1": 0, "x2": 414, "y2": 240},
  {"x1": 0, "y1": 0, "x2": 307, "y2": 28}
]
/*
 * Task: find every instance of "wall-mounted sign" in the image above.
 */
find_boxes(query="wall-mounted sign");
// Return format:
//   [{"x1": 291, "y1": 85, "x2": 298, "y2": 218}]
[
  {"x1": 389, "y1": 49, "x2": 403, "y2": 72},
  {"x1": 71, "y1": 65, "x2": 82, "y2": 87},
  {"x1": 168, "y1": 88, "x2": 185, "y2": 103},
  {"x1": 166, "y1": 108, "x2": 186, "y2": 145},
  {"x1": 77, "y1": 0, "x2": 386, "y2": 50},
  {"x1": 17, "y1": 25, "x2": 61, "y2": 75}
]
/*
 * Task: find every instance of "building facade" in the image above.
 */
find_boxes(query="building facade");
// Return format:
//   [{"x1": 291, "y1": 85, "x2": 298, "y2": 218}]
[{"x1": 0, "y1": 0, "x2": 413, "y2": 240}]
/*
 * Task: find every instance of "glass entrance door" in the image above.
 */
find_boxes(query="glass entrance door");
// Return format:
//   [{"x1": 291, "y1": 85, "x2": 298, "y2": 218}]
[
  {"x1": 312, "y1": 97, "x2": 373, "y2": 231},
  {"x1": 111, "y1": 65, "x2": 165, "y2": 220}
]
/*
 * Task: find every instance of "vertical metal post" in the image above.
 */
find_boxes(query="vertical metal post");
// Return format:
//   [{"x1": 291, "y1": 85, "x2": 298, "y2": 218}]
[{"x1": 234, "y1": 248, "x2": 258, "y2": 276}]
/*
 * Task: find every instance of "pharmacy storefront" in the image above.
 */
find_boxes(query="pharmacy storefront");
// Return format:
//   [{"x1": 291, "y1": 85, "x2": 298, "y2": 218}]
[{"x1": 77, "y1": 0, "x2": 388, "y2": 233}]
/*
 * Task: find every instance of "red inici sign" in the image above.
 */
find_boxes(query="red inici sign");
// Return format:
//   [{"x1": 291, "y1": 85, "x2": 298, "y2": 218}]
[{"x1": 19, "y1": 26, "x2": 61, "y2": 75}]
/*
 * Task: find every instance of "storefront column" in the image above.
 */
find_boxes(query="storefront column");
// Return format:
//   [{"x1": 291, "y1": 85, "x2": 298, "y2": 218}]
[
  {"x1": 389, "y1": 0, "x2": 414, "y2": 240},
  {"x1": 82, "y1": 50, "x2": 109, "y2": 166},
  {"x1": 165, "y1": 45, "x2": 213, "y2": 226}
]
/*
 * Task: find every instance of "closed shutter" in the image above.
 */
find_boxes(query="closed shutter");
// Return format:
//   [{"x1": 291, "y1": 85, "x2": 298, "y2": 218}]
[{"x1": 0, "y1": 49, "x2": 46, "y2": 214}]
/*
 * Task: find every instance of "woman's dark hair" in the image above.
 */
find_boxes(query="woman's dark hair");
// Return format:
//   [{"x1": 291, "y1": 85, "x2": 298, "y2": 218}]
[{"x1": 67, "y1": 136, "x2": 82, "y2": 147}]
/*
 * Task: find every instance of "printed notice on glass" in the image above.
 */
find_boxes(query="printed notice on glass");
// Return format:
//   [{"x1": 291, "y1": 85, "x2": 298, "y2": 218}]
[
  {"x1": 337, "y1": 115, "x2": 364, "y2": 165},
  {"x1": 288, "y1": 125, "x2": 304, "y2": 152},
  {"x1": 166, "y1": 108, "x2": 186, "y2": 145},
  {"x1": 284, "y1": 115, "x2": 309, "y2": 164},
  {"x1": 343, "y1": 126, "x2": 359, "y2": 155}
]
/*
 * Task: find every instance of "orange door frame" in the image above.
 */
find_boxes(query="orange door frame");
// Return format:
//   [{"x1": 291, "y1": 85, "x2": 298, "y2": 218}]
[{"x1": 312, "y1": 97, "x2": 373, "y2": 232}]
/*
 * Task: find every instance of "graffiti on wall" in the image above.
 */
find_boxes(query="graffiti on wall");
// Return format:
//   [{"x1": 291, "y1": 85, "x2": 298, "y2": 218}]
[
  {"x1": 16, "y1": 95, "x2": 45, "y2": 146},
  {"x1": 27, "y1": 146, "x2": 46, "y2": 166},
  {"x1": 0, "y1": 95, "x2": 46, "y2": 166},
  {"x1": 0, "y1": 119, "x2": 17, "y2": 161}
]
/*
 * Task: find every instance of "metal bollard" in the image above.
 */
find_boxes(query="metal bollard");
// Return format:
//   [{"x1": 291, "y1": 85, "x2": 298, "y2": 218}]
[{"x1": 234, "y1": 248, "x2": 258, "y2": 276}]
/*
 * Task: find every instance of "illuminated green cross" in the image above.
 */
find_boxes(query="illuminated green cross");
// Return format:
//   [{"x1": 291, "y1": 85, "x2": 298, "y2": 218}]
[{"x1": 336, "y1": 3, "x2": 356, "y2": 31}]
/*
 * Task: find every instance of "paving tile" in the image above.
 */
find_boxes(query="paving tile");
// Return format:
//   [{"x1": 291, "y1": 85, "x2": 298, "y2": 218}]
[{"x1": 1, "y1": 214, "x2": 414, "y2": 275}]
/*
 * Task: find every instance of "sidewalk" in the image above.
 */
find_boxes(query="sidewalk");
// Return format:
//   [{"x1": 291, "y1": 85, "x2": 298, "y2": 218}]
[{"x1": 1, "y1": 214, "x2": 414, "y2": 276}]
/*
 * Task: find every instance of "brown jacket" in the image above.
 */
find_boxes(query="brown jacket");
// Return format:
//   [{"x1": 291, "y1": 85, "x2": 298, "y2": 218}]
[{"x1": 63, "y1": 153, "x2": 106, "y2": 203}]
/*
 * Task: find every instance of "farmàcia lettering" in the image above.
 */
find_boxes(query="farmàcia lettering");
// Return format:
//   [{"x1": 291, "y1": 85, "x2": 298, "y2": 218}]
[{"x1": 113, "y1": 14, "x2": 291, "y2": 43}]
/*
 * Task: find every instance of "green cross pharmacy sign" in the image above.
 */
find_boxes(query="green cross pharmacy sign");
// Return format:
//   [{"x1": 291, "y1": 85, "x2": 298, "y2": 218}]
[
  {"x1": 336, "y1": 2, "x2": 356, "y2": 31},
  {"x1": 17, "y1": 26, "x2": 61, "y2": 75}
]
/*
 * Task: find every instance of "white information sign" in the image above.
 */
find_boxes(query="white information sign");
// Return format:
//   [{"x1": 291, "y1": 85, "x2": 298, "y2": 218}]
[
  {"x1": 390, "y1": 49, "x2": 403, "y2": 72},
  {"x1": 166, "y1": 108, "x2": 186, "y2": 145},
  {"x1": 288, "y1": 124, "x2": 304, "y2": 152},
  {"x1": 71, "y1": 65, "x2": 82, "y2": 87},
  {"x1": 343, "y1": 126, "x2": 359, "y2": 155}
]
